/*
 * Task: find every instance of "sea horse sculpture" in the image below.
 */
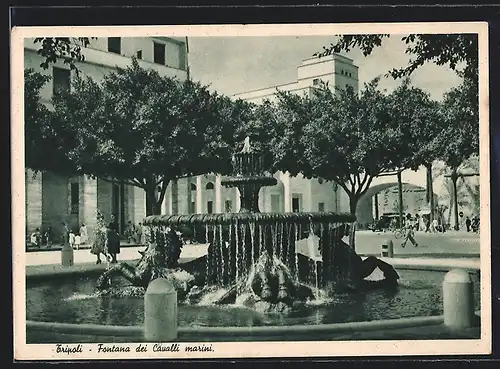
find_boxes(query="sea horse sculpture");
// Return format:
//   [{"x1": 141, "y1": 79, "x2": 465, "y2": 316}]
[
  {"x1": 202, "y1": 251, "x2": 315, "y2": 312},
  {"x1": 95, "y1": 227, "x2": 191, "y2": 294}
]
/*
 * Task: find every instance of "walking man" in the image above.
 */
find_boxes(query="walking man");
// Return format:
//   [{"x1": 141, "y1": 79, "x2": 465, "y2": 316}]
[{"x1": 401, "y1": 220, "x2": 418, "y2": 248}]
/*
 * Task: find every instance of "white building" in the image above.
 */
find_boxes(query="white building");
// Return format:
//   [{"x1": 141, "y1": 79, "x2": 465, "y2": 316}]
[{"x1": 25, "y1": 36, "x2": 189, "y2": 240}]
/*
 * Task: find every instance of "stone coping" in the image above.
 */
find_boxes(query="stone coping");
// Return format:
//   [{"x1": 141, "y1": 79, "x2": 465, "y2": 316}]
[
  {"x1": 26, "y1": 313, "x2": 481, "y2": 342},
  {"x1": 25, "y1": 257, "x2": 199, "y2": 280},
  {"x1": 379, "y1": 257, "x2": 480, "y2": 272}
]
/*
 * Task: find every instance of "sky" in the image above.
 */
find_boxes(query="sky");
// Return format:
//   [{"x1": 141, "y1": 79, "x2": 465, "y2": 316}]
[{"x1": 187, "y1": 35, "x2": 462, "y2": 101}]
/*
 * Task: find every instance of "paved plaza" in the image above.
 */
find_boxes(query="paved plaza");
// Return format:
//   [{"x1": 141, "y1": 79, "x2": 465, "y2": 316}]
[{"x1": 24, "y1": 230, "x2": 480, "y2": 267}]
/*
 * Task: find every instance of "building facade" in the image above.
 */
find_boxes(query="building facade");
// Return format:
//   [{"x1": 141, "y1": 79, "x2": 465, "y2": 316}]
[
  {"x1": 25, "y1": 36, "x2": 189, "y2": 241},
  {"x1": 223, "y1": 54, "x2": 361, "y2": 215}
]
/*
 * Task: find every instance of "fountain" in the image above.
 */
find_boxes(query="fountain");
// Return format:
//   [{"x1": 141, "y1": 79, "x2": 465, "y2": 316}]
[
  {"x1": 25, "y1": 137, "x2": 482, "y2": 342},
  {"x1": 94, "y1": 137, "x2": 354, "y2": 312}
]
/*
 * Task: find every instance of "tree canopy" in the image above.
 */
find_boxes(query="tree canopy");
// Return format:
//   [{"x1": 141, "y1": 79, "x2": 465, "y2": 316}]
[
  {"x1": 437, "y1": 77, "x2": 479, "y2": 170},
  {"x1": 46, "y1": 58, "x2": 246, "y2": 215},
  {"x1": 257, "y1": 78, "x2": 440, "y2": 217},
  {"x1": 24, "y1": 68, "x2": 77, "y2": 175},
  {"x1": 315, "y1": 34, "x2": 478, "y2": 82}
]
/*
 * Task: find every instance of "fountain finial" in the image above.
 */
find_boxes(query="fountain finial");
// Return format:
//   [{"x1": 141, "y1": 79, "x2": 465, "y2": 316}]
[{"x1": 241, "y1": 136, "x2": 252, "y2": 153}]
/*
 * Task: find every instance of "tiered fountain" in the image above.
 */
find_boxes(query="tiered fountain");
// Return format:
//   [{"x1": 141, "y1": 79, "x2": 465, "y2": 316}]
[{"x1": 133, "y1": 137, "x2": 356, "y2": 312}]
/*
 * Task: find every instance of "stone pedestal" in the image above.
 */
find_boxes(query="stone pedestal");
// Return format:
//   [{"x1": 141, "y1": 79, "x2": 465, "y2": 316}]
[
  {"x1": 144, "y1": 278, "x2": 178, "y2": 341},
  {"x1": 443, "y1": 269, "x2": 474, "y2": 329}
]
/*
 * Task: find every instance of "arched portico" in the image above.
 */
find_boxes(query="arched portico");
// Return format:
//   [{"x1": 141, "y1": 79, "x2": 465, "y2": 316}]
[{"x1": 356, "y1": 182, "x2": 437, "y2": 226}]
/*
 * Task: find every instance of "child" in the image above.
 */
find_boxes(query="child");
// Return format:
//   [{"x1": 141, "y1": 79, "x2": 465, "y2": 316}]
[
  {"x1": 74, "y1": 233, "x2": 81, "y2": 250},
  {"x1": 69, "y1": 230, "x2": 76, "y2": 248},
  {"x1": 43, "y1": 227, "x2": 53, "y2": 248}
]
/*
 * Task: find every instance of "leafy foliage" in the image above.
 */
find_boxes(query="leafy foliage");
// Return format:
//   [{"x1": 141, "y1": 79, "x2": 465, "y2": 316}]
[
  {"x1": 315, "y1": 34, "x2": 478, "y2": 81},
  {"x1": 49, "y1": 58, "x2": 241, "y2": 215},
  {"x1": 260, "y1": 78, "x2": 445, "y2": 217},
  {"x1": 387, "y1": 77, "x2": 445, "y2": 170},
  {"x1": 24, "y1": 68, "x2": 77, "y2": 175},
  {"x1": 34, "y1": 37, "x2": 97, "y2": 73},
  {"x1": 437, "y1": 77, "x2": 479, "y2": 170}
]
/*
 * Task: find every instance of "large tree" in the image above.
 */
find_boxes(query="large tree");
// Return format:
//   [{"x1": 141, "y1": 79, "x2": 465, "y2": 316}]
[
  {"x1": 297, "y1": 78, "x2": 409, "y2": 217},
  {"x1": 317, "y1": 33, "x2": 479, "y2": 221},
  {"x1": 437, "y1": 78, "x2": 479, "y2": 230},
  {"x1": 24, "y1": 68, "x2": 77, "y2": 175},
  {"x1": 387, "y1": 77, "x2": 445, "y2": 222},
  {"x1": 50, "y1": 58, "x2": 240, "y2": 215}
]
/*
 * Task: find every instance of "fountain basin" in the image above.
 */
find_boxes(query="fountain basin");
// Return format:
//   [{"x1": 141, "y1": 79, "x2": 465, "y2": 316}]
[{"x1": 26, "y1": 264, "x2": 481, "y2": 343}]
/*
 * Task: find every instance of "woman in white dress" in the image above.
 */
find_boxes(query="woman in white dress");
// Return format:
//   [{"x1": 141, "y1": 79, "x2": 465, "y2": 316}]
[{"x1": 80, "y1": 223, "x2": 88, "y2": 244}]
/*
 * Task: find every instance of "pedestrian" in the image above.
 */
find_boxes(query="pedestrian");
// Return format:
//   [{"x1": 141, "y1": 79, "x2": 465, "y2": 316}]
[
  {"x1": 401, "y1": 221, "x2": 418, "y2": 248},
  {"x1": 80, "y1": 223, "x2": 88, "y2": 245},
  {"x1": 91, "y1": 211, "x2": 109, "y2": 264},
  {"x1": 74, "y1": 233, "x2": 81, "y2": 250},
  {"x1": 424, "y1": 217, "x2": 431, "y2": 233},
  {"x1": 61, "y1": 222, "x2": 69, "y2": 245},
  {"x1": 107, "y1": 214, "x2": 121, "y2": 263},
  {"x1": 69, "y1": 230, "x2": 75, "y2": 248},
  {"x1": 431, "y1": 218, "x2": 439, "y2": 233},
  {"x1": 30, "y1": 228, "x2": 41, "y2": 248},
  {"x1": 43, "y1": 227, "x2": 53, "y2": 248},
  {"x1": 465, "y1": 216, "x2": 472, "y2": 232}
]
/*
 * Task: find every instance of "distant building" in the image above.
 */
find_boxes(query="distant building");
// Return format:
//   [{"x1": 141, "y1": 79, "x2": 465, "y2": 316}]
[
  {"x1": 24, "y1": 37, "x2": 189, "y2": 241},
  {"x1": 226, "y1": 54, "x2": 361, "y2": 214}
]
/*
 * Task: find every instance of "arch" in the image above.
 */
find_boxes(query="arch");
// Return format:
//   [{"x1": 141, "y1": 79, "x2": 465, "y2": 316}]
[
  {"x1": 205, "y1": 182, "x2": 214, "y2": 190},
  {"x1": 356, "y1": 182, "x2": 438, "y2": 227},
  {"x1": 258, "y1": 177, "x2": 285, "y2": 212}
]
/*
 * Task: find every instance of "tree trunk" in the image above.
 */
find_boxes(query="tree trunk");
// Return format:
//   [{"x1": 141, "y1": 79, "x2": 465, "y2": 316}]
[
  {"x1": 145, "y1": 188, "x2": 161, "y2": 216},
  {"x1": 348, "y1": 195, "x2": 359, "y2": 251},
  {"x1": 397, "y1": 171, "x2": 404, "y2": 228},
  {"x1": 144, "y1": 177, "x2": 169, "y2": 216},
  {"x1": 451, "y1": 169, "x2": 460, "y2": 231},
  {"x1": 426, "y1": 163, "x2": 435, "y2": 223}
]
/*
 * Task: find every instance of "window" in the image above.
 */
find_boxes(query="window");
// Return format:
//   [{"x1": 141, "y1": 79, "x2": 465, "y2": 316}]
[
  {"x1": 207, "y1": 201, "x2": 213, "y2": 214},
  {"x1": 225, "y1": 200, "x2": 232, "y2": 213},
  {"x1": 341, "y1": 70, "x2": 344, "y2": 75},
  {"x1": 205, "y1": 182, "x2": 214, "y2": 190},
  {"x1": 153, "y1": 42, "x2": 166, "y2": 65},
  {"x1": 292, "y1": 197, "x2": 300, "y2": 213},
  {"x1": 189, "y1": 201, "x2": 195, "y2": 214},
  {"x1": 191, "y1": 183, "x2": 197, "y2": 191},
  {"x1": 108, "y1": 37, "x2": 121, "y2": 54},
  {"x1": 312, "y1": 78, "x2": 320, "y2": 86},
  {"x1": 136, "y1": 49, "x2": 143, "y2": 59},
  {"x1": 52, "y1": 67, "x2": 71, "y2": 95},
  {"x1": 318, "y1": 202, "x2": 325, "y2": 212},
  {"x1": 70, "y1": 182, "x2": 79, "y2": 214}
]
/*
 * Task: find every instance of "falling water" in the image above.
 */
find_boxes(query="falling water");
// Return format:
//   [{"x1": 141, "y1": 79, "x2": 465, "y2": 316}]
[
  {"x1": 240, "y1": 222, "x2": 247, "y2": 274},
  {"x1": 294, "y1": 225, "x2": 299, "y2": 282},
  {"x1": 219, "y1": 224, "x2": 225, "y2": 286},
  {"x1": 235, "y1": 220, "x2": 240, "y2": 283},
  {"x1": 258, "y1": 224, "x2": 264, "y2": 255},
  {"x1": 279, "y1": 222, "x2": 284, "y2": 261},
  {"x1": 228, "y1": 223, "x2": 233, "y2": 280},
  {"x1": 205, "y1": 225, "x2": 210, "y2": 286},
  {"x1": 249, "y1": 222, "x2": 255, "y2": 265},
  {"x1": 271, "y1": 224, "x2": 277, "y2": 256}
]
